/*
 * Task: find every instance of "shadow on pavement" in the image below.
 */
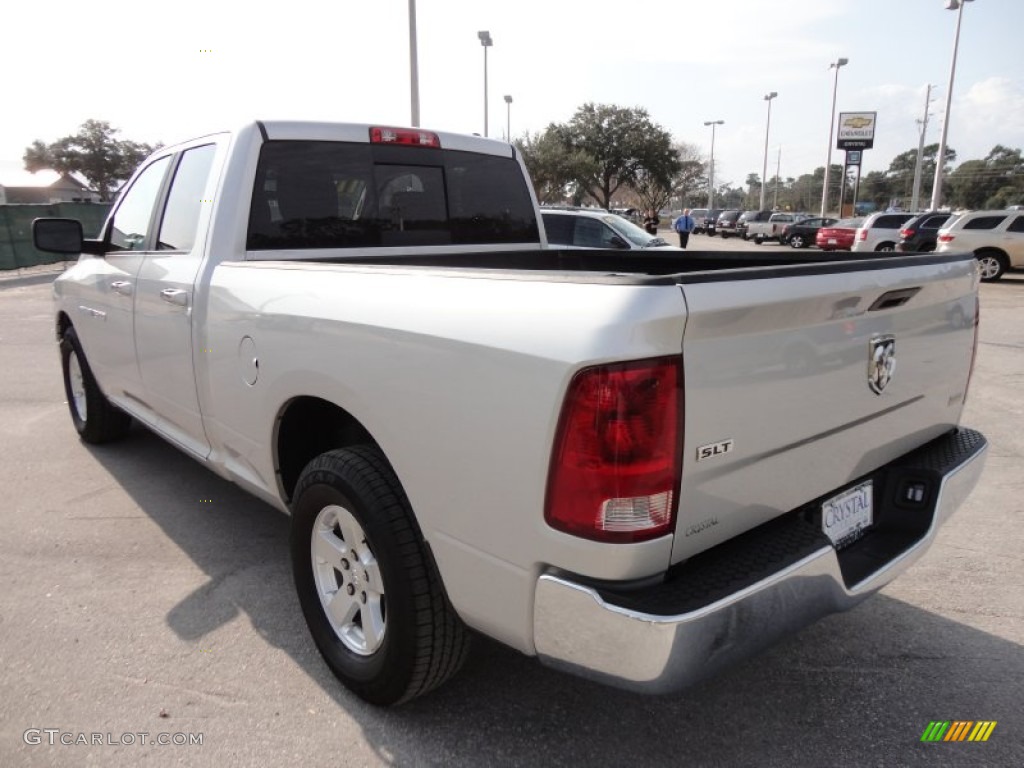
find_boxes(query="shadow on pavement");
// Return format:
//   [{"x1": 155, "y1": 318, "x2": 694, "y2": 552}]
[{"x1": 88, "y1": 428, "x2": 1022, "y2": 767}]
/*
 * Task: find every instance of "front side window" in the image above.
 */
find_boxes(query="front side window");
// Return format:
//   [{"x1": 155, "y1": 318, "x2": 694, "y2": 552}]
[
  {"x1": 109, "y1": 156, "x2": 171, "y2": 250},
  {"x1": 574, "y1": 217, "x2": 618, "y2": 248},
  {"x1": 157, "y1": 144, "x2": 216, "y2": 251},
  {"x1": 247, "y1": 140, "x2": 538, "y2": 250}
]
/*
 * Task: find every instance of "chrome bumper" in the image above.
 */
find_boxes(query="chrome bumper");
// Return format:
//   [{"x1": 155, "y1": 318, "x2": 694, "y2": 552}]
[{"x1": 534, "y1": 429, "x2": 988, "y2": 694}]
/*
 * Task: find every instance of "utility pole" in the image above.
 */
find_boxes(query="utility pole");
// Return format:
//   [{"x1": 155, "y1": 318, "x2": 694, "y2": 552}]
[{"x1": 911, "y1": 84, "x2": 934, "y2": 211}]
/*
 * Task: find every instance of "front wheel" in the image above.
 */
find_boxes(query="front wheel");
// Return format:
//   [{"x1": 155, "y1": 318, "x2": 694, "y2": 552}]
[
  {"x1": 291, "y1": 446, "x2": 469, "y2": 705},
  {"x1": 976, "y1": 250, "x2": 1007, "y2": 281},
  {"x1": 60, "y1": 327, "x2": 131, "y2": 443}
]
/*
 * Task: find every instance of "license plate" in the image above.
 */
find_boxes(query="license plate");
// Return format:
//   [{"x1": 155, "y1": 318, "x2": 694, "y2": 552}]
[
  {"x1": 828, "y1": 238, "x2": 837, "y2": 245},
  {"x1": 822, "y1": 480, "x2": 873, "y2": 547}
]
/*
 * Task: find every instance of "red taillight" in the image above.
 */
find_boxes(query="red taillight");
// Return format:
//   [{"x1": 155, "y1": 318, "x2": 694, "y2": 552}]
[
  {"x1": 369, "y1": 126, "x2": 441, "y2": 147},
  {"x1": 938, "y1": 234, "x2": 955, "y2": 243},
  {"x1": 545, "y1": 357, "x2": 683, "y2": 543},
  {"x1": 858, "y1": 229, "x2": 867, "y2": 240},
  {"x1": 900, "y1": 228, "x2": 915, "y2": 238}
]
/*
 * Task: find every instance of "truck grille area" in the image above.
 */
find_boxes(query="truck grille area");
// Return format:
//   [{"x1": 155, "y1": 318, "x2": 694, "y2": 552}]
[{"x1": 595, "y1": 428, "x2": 986, "y2": 616}]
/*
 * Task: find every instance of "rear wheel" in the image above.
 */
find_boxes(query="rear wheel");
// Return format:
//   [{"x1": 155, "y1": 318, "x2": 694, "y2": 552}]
[
  {"x1": 975, "y1": 250, "x2": 1007, "y2": 281},
  {"x1": 875, "y1": 242, "x2": 896, "y2": 252},
  {"x1": 60, "y1": 327, "x2": 131, "y2": 443},
  {"x1": 754, "y1": 235, "x2": 763, "y2": 245},
  {"x1": 291, "y1": 446, "x2": 469, "y2": 705},
  {"x1": 790, "y1": 234, "x2": 806, "y2": 249}
]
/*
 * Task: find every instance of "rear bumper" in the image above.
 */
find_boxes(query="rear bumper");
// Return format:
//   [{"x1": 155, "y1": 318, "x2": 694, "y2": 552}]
[{"x1": 533, "y1": 428, "x2": 988, "y2": 694}]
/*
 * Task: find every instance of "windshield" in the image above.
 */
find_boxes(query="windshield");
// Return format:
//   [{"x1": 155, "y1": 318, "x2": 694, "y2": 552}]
[{"x1": 601, "y1": 214, "x2": 667, "y2": 247}]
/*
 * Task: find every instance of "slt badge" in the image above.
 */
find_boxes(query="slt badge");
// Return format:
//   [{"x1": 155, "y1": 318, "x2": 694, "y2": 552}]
[{"x1": 868, "y1": 335, "x2": 896, "y2": 394}]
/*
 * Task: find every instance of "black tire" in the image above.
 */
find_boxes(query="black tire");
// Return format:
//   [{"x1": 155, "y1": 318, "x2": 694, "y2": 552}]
[
  {"x1": 875, "y1": 242, "x2": 896, "y2": 252},
  {"x1": 975, "y1": 250, "x2": 1007, "y2": 282},
  {"x1": 291, "y1": 446, "x2": 469, "y2": 705},
  {"x1": 790, "y1": 234, "x2": 806, "y2": 249},
  {"x1": 754, "y1": 235, "x2": 763, "y2": 245},
  {"x1": 60, "y1": 326, "x2": 131, "y2": 444}
]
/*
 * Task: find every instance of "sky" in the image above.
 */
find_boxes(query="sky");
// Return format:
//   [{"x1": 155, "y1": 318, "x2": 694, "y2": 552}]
[{"x1": 3, "y1": 0, "x2": 1023, "y2": 196}]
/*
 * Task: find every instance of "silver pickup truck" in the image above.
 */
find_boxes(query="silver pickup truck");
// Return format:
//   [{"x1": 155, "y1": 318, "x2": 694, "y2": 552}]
[{"x1": 35, "y1": 121, "x2": 988, "y2": 705}]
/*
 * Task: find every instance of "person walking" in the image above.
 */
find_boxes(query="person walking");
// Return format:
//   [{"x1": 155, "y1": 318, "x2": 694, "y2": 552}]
[{"x1": 674, "y1": 208, "x2": 696, "y2": 248}]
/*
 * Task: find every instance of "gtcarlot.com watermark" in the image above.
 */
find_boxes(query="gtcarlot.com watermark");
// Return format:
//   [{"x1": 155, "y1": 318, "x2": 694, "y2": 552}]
[{"x1": 24, "y1": 729, "x2": 203, "y2": 747}]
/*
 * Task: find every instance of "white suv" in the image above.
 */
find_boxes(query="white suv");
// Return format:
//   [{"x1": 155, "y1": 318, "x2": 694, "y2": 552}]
[
  {"x1": 851, "y1": 211, "x2": 916, "y2": 253},
  {"x1": 936, "y1": 210, "x2": 1024, "y2": 281}
]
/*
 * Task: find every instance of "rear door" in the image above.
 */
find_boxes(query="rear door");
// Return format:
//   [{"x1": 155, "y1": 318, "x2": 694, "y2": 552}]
[
  {"x1": 133, "y1": 141, "x2": 220, "y2": 456},
  {"x1": 672, "y1": 257, "x2": 978, "y2": 562}
]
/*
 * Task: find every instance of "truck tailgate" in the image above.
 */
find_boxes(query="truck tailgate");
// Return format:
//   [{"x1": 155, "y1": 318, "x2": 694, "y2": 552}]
[{"x1": 672, "y1": 257, "x2": 978, "y2": 563}]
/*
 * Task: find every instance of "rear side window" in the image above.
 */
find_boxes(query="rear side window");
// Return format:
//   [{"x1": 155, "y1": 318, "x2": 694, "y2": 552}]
[
  {"x1": 963, "y1": 215, "x2": 1005, "y2": 230},
  {"x1": 247, "y1": 140, "x2": 539, "y2": 250},
  {"x1": 874, "y1": 215, "x2": 910, "y2": 229},
  {"x1": 542, "y1": 214, "x2": 574, "y2": 245},
  {"x1": 1007, "y1": 216, "x2": 1024, "y2": 233},
  {"x1": 921, "y1": 214, "x2": 950, "y2": 230}
]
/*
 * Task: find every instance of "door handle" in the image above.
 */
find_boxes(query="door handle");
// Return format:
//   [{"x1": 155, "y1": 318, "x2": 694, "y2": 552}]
[
  {"x1": 110, "y1": 280, "x2": 133, "y2": 296},
  {"x1": 159, "y1": 288, "x2": 189, "y2": 307}
]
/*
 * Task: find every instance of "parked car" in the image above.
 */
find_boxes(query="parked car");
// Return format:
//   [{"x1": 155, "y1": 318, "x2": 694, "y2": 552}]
[
  {"x1": 816, "y1": 217, "x2": 863, "y2": 251},
  {"x1": 542, "y1": 208, "x2": 679, "y2": 250},
  {"x1": 716, "y1": 209, "x2": 744, "y2": 239},
  {"x1": 851, "y1": 212, "x2": 917, "y2": 253},
  {"x1": 702, "y1": 208, "x2": 724, "y2": 235},
  {"x1": 737, "y1": 210, "x2": 772, "y2": 240},
  {"x1": 688, "y1": 208, "x2": 709, "y2": 234},
  {"x1": 782, "y1": 217, "x2": 837, "y2": 248},
  {"x1": 896, "y1": 212, "x2": 956, "y2": 253},
  {"x1": 936, "y1": 209, "x2": 1024, "y2": 280}
]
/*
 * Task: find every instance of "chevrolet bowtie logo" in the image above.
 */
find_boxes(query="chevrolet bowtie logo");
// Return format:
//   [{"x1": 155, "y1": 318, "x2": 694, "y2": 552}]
[{"x1": 843, "y1": 116, "x2": 873, "y2": 129}]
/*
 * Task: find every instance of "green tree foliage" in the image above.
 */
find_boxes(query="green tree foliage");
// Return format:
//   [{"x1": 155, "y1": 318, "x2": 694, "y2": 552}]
[
  {"x1": 946, "y1": 145, "x2": 1024, "y2": 209},
  {"x1": 23, "y1": 120, "x2": 159, "y2": 201},
  {"x1": 547, "y1": 103, "x2": 681, "y2": 210}
]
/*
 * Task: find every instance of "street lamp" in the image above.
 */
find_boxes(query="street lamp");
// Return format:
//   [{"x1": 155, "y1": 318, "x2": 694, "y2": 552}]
[
  {"x1": 930, "y1": 0, "x2": 973, "y2": 211},
  {"x1": 478, "y1": 31, "x2": 493, "y2": 137},
  {"x1": 703, "y1": 120, "x2": 724, "y2": 210},
  {"x1": 408, "y1": 0, "x2": 420, "y2": 126},
  {"x1": 760, "y1": 92, "x2": 777, "y2": 210},
  {"x1": 820, "y1": 57, "x2": 848, "y2": 218},
  {"x1": 911, "y1": 84, "x2": 935, "y2": 211},
  {"x1": 504, "y1": 94, "x2": 513, "y2": 141}
]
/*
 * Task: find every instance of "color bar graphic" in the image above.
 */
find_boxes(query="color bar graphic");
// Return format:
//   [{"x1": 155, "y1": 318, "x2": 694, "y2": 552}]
[{"x1": 921, "y1": 720, "x2": 996, "y2": 742}]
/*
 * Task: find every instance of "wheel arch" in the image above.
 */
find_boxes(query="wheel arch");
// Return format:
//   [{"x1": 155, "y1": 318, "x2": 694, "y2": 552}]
[
  {"x1": 56, "y1": 311, "x2": 73, "y2": 342},
  {"x1": 274, "y1": 395, "x2": 381, "y2": 504}
]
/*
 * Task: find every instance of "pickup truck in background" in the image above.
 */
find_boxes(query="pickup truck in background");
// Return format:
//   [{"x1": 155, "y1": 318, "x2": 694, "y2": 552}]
[
  {"x1": 35, "y1": 121, "x2": 988, "y2": 706},
  {"x1": 747, "y1": 212, "x2": 804, "y2": 244}
]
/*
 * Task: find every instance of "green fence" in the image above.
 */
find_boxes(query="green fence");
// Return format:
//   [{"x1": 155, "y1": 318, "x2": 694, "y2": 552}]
[{"x1": 0, "y1": 203, "x2": 111, "y2": 271}]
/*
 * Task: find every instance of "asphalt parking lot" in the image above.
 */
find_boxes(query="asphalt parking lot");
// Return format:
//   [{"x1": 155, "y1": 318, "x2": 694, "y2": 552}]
[{"x1": 1, "y1": 267, "x2": 1021, "y2": 767}]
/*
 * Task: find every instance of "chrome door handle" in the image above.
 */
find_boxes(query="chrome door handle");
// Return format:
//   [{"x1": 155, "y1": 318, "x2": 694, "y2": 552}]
[
  {"x1": 159, "y1": 288, "x2": 189, "y2": 307},
  {"x1": 110, "y1": 280, "x2": 133, "y2": 296}
]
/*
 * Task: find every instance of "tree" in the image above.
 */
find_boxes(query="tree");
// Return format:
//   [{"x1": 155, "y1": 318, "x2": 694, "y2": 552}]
[
  {"x1": 24, "y1": 120, "x2": 159, "y2": 201},
  {"x1": 946, "y1": 145, "x2": 1024, "y2": 209},
  {"x1": 548, "y1": 104, "x2": 680, "y2": 210},
  {"x1": 633, "y1": 142, "x2": 705, "y2": 212},
  {"x1": 515, "y1": 130, "x2": 592, "y2": 205},
  {"x1": 885, "y1": 143, "x2": 955, "y2": 208}
]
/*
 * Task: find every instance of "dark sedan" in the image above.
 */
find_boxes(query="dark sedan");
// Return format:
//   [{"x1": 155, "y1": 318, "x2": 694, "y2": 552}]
[
  {"x1": 896, "y1": 211, "x2": 955, "y2": 253},
  {"x1": 782, "y1": 217, "x2": 837, "y2": 248}
]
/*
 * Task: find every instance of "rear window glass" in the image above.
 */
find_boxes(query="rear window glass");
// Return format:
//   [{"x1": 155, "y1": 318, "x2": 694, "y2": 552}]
[
  {"x1": 963, "y1": 215, "x2": 1005, "y2": 230},
  {"x1": 247, "y1": 140, "x2": 539, "y2": 250},
  {"x1": 921, "y1": 214, "x2": 951, "y2": 230}
]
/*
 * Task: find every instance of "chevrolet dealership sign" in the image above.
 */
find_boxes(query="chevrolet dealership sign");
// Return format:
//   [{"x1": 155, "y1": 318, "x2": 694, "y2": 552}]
[{"x1": 837, "y1": 112, "x2": 877, "y2": 149}]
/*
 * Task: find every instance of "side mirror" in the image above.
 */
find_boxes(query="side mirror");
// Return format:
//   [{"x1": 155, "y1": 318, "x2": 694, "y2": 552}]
[
  {"x1": 33, "y1": 218, "x2": 84, "y2": 254},
  {"x1": 608, "y1": 235, "x2": 630, "y2": 250}
]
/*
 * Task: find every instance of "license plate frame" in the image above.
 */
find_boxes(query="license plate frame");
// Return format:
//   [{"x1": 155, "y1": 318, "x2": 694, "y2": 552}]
[{"x1": 822, "y1": 479, "x2": 873, "y2": 548}]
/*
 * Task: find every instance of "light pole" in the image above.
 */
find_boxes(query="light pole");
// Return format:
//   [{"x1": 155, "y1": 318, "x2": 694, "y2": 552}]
[
  {"x1": 930, "y1": 0, "x2": 973, "y2": 211},
  {"x1": 911, "y1": 84, "x2": 935, "y2": 211},
  {"x1": 704, "y1": 120, "x2": 724, "y2": 210},
  {"x1": 760, "y1": 92, "x2": 777, "y2": 210},
  {"x1": 820, "y1": 57, "x2": 848, "y2": 218},
  {"x1": 504, "y1": 94, "x2": 513, "y2": 141},
  {"x1": 408, "y1": 0, "x2": 420, "y2": 126},
  {"x1": 478, "y1": 31, "x2": 493, "y2": 137}
]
